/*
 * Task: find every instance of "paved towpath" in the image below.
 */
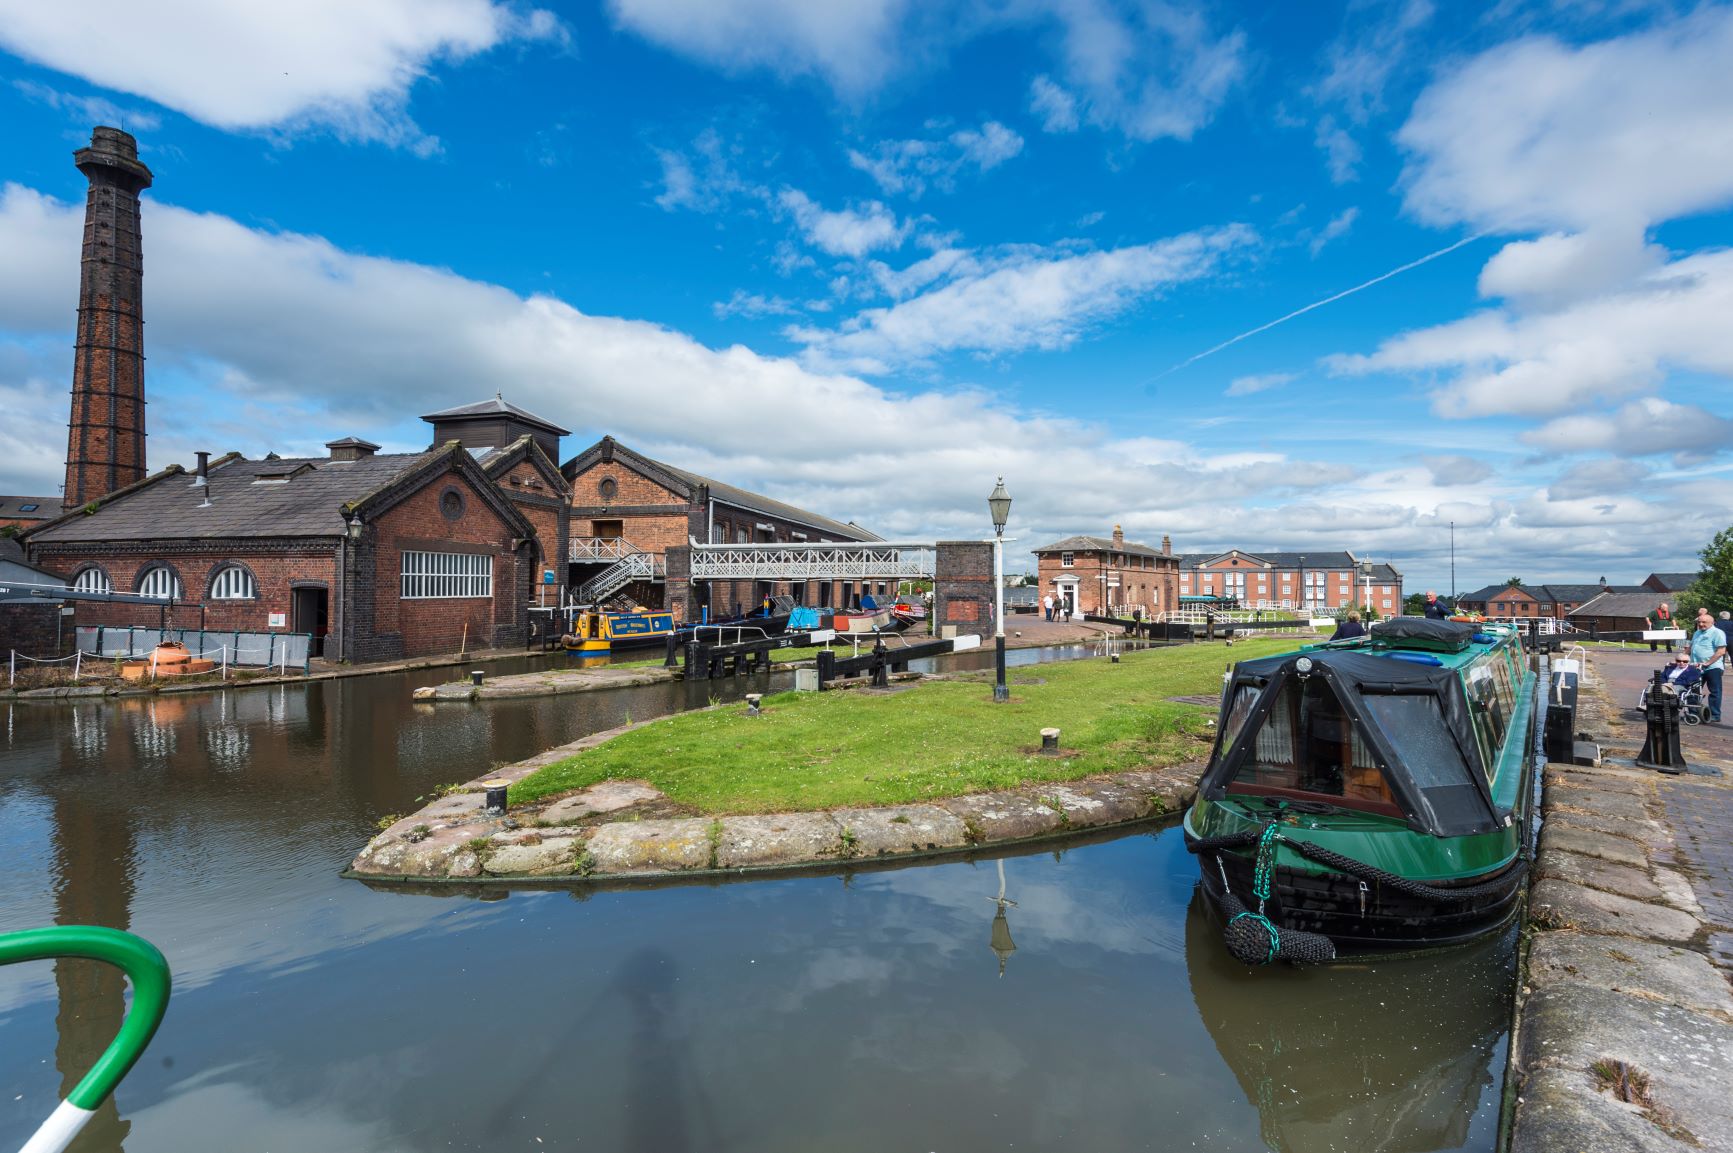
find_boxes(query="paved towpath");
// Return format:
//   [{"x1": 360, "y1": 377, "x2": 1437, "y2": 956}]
[{"x1": 1507, "y1": 655, "x2": 1733, "y2": 1153}]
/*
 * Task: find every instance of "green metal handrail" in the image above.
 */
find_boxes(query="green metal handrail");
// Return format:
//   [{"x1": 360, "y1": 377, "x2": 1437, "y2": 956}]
[{"x1": 1, "y1": 926, "x2": 171, "y2": 1153}]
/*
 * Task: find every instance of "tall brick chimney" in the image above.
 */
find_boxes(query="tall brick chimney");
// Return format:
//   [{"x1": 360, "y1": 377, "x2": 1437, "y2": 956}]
[
  {"x1": 63, "y1": 126, "x2": 153, "y2": 509},
  {"x1": 1112, "y1": 524, "x2": 1124, "y2": 546}
]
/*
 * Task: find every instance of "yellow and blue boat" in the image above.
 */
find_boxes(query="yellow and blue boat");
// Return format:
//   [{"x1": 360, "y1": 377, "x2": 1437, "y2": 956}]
[{"x1": 561, "y1": 609, "x2": 677, "y2": 653}]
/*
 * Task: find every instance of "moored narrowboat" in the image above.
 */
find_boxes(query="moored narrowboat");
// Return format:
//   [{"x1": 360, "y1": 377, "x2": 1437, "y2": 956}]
[
  {"x1": 1183, "y1": 617, "x2": 1537, "y2": 963},
  {"x1": 561, "y1": 609, "x2": 677, "y2": 653}
]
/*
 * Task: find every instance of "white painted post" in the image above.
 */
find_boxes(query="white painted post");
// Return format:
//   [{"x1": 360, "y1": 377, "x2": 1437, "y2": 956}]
[
  {"x1": 73, "y1": 650, "x2": 82, "y2": 681},
  {"x1": 8, "y1": 650, "x2": 14, "y2": 687},
  {"x1": 222, "y1": 645, "x2": 229, "y2": 681}
]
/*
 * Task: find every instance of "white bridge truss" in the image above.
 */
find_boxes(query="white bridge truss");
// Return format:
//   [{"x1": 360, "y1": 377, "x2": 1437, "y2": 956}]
[{"x1": 688, "y1": 540, "x2": 935, "y2": 582}]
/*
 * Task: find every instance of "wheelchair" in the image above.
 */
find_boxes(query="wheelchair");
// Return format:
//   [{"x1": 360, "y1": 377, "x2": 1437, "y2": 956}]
[{"x1": 1635, "y1": 668, "x2": 1709, "y2": 726}]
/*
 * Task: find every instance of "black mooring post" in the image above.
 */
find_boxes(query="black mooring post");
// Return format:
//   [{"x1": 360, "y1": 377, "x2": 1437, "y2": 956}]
[
  {"x1": 687, "y1": 641, "x2": 708, "y2": 681},
  {"x1": 816, "y1": 649, "x2": 835, "y2": 689},
  {"x1": 871, "y1": 637, "x2": 889, "y2": 688},
  {"x1": 664, "y1": 634, "x2": 680, "y2": 668},
  {"x1": 1636, "y1": 668, "x2": 1688, "y2": 774}
]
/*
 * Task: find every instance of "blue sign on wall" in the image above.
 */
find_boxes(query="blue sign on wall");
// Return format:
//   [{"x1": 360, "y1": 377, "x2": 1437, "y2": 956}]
[{"x1": 543, "y1": 569, "x2": 556, "y2": 585}]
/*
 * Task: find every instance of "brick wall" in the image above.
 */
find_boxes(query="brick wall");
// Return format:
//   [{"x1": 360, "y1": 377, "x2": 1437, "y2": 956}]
[
  {"x1": 935, "y1": 541, "x2": 994, "y2": 638},
  {"x1": 1, "y1": 603, "x2": 74, "y2": 660},
  {"x1": 29, "y1": 546, "x2": 339, "y2": 633},
  {"x1": 358, "y1": 469, "x2": 528, "y2": 660}
]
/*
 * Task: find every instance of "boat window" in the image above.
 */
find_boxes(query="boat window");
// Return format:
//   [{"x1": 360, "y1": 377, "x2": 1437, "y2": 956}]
[
  {"x1": 1228, "y1": 676, "x2": 1397, "y2": 811},
  {"x1": 1218, "y1": 684, "x2": 1259, "y2": 752},
  {"x1": 1360, "y1": 693, "x2": 1487, "y2": 829}
]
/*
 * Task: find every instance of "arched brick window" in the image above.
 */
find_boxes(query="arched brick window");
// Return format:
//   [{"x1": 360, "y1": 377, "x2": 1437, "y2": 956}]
[
  {"x1": 137, "y1": 566, "x2": 182, "y2": 600},
  {"x1": 209, "y1": 564, "x2": 258, "y2": 600},
  {"x1": 73, "y1": 566, "x2": 112, "y2": 594}
]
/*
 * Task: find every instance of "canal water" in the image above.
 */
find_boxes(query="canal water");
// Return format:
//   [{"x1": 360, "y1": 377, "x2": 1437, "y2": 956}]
[{"x1": 1, "y1": 656, "x2": 1514, "y2": 1153}]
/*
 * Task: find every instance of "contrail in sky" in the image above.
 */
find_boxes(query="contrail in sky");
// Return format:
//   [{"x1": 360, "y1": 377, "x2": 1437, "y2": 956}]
[{"x1": 1149, "y1": 232, "x2": 1489, "y2": 383}]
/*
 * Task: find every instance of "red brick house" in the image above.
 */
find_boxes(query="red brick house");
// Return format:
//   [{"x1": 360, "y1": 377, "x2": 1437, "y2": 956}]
[
  {"x1": 0, "y1": 496, "x2": 58, "y2": 533},
  {"x1": 1031, "y1": 526, "x2": 1180, "y2": 617},
  {"x1": 26, "y1": 439, "x2": 538, "y2": 662},
  {"x1": 1456, "y1": 580, "x2": 1640, "y2": 620},
  {"x1": 562, "y1": 436, "x2": 880, "y2": 619},
  {"x1": 1176, "y1": 550, "x2": 1403, "y2": 614}
]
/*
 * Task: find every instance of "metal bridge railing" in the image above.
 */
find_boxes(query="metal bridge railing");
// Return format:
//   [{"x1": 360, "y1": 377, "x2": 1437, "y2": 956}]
[{"x1": 688, "y1": 540, "x2": 935, "y2": 582}]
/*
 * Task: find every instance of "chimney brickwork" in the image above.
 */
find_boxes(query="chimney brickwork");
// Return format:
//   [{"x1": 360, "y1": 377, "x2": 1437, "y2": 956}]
[{"x1": 64, "y1": 127, "x2": 153, "y2": 509}]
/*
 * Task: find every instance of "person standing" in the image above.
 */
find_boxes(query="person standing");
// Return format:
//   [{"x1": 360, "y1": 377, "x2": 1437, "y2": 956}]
[
  {"x1": 1423, "y1": 590, "x2": 1450, "y2": 620},
  {"x1": 1331, "y1": 609, "x2": 1367, "y2": 641},
  {"x1": 1690, "y1": 607, "x2": 1727, "y2": 724},
  {"x1": 1649, "y1": 601, "x2": 1674, "y2": 652},
  {"x1": 1042, "y1": 592, "x2": 1054, "y2": 622}
]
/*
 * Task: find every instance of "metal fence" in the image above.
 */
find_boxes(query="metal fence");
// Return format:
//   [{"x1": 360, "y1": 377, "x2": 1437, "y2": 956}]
[{"x1": 74, "y1": 627, "x2": 312, "y2": 673}]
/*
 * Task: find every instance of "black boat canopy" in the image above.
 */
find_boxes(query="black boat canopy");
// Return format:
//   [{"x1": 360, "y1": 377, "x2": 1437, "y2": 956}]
[{"x1": 1199, "y1": 646, "x2": 1502, "y2": 837}]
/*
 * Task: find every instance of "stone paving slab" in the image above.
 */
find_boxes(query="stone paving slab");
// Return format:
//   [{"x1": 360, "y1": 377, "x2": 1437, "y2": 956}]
[
  {"x1": 412, "y1": 665, "x2": 678, "y2": 702},
  {"x1": 587, "y1": 819, "x2": 713, "y2": 874},
  {"x1": 715, "y1": 814, "x2": 842, "y2": 868},
  {"x1": 833, "y1": 805, "x2": 969, "y2": 857},
  {"x1": 1542, "y1": 783, "x2": 1652, "y2": 822},
  {"x1": 1546, "y1": 807, "x2": 1672, "y2": 849},
  {"x1": 1535, "y1": 849, "x2": 1666, "y2": 903},
  {"x1": 1512, "y1": 1066, "x2": 1706, "y2": 1153},
  {"x1": 1530, "y1": 877, "x2": 1700, "y2": 942},
  {"x1": 1540, "y1": 825, "x2": 1650, "y2": 869},
  {"x1": 1518, "y1": 984, "x2": 1733, "y2": 1151},
  {"x1": 1526, "y1": 933, "x2": 1733, "y2": 1019},
  {"x1": 540, "y1": 781, "x2": 665, "y2": 824}
]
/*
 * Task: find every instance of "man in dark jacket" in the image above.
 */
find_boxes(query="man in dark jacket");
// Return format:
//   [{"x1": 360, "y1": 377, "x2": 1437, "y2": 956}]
[{"x1": 1423, "y1": 591, "x2": 1451, "y2": 619}]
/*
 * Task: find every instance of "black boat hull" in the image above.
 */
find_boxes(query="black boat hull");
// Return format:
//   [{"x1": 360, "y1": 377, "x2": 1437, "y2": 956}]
[{"x1": 1196, "y1": 847, "x2": 1527, "y2": 952}]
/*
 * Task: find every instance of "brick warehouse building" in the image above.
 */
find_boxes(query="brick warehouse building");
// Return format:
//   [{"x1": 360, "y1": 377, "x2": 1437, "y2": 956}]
[
  {"x1": 1031, "y1": 526, "x2": 1180, "y2": 617},
  {"x1": 28, "y1": 439, "x2": 539, "y2": 662},
  {"x1": 1177, "y1": 549, "x2": 1403, "y2": 614},
  {"x1": 563, "y1": 436, "x2": 879, "y2": 620}
]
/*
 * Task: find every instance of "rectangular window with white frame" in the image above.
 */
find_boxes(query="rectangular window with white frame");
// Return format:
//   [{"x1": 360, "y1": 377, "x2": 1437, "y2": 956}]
[
  {"x1": 1061, "y1": 552, "x2": 1074, "y2": 567},
  {"x1": 401, "y1": 551, "x2": 493, "y2": 599}
]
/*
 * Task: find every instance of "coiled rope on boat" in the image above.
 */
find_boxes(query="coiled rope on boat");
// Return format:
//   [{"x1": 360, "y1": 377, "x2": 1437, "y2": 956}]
[{"x1": 1208, "y1": 825, "x2": 1337, "y2": 966}]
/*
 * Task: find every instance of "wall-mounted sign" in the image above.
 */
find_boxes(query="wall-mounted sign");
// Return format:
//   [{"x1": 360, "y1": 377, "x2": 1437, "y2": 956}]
[
  {"x1": 268, "y1": 612, "x2": 287, "y2": 628},
  {"x1": 543, "y1": 569, "x2": 556, "y2": 585}
]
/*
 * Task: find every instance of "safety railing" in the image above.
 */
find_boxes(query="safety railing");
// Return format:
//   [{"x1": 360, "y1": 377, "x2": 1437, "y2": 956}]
[{"x1": 1, "y1": 926, "x2": 171, "y2": 1153}]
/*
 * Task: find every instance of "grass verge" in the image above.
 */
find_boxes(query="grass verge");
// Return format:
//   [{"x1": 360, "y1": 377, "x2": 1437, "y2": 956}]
[{"x1": 510, "y1": 638, "x2": 1291, "y2": 814}]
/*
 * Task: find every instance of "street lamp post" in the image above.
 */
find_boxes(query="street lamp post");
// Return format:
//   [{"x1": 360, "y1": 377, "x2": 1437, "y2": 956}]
[
  {"x1": 1360, "y1": 559, "x2": 1373, "y2": 615},
  {"x1": 988, "y1": 478, "x2": 1012, "y2": 703}
]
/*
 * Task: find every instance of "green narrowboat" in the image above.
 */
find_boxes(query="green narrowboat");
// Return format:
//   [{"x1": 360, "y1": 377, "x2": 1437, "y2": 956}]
[{"x1": 1183, "y1": 617, "x2": 1537, "y2": 963}]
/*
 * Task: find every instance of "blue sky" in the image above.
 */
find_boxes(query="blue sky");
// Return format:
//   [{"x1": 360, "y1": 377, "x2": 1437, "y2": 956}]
[{"x1": 1, "y1": 0, "x2": 1730, "y2": 593}]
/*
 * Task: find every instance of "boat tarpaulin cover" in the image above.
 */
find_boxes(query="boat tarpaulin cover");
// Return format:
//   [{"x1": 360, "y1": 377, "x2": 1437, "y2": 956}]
[
  {"x1": 1369, "y1": 617, "x2": 1474, "y2": 650},
  {"x1": 1200, "y1": 648, "x2": 1499, "y2": 836}
]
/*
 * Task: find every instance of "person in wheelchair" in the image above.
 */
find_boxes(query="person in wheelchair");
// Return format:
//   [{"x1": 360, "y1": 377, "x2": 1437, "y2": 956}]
[
  {"x1": 1639, "y1": 654, "x2": 1707, "y2": 724},
  {"x1": 1664, "y1": 653, "x2": 1703, "y2": 690}
]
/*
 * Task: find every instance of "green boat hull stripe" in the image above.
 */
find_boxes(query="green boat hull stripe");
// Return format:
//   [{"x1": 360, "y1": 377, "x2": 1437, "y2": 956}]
[{"x1": 0, "y1": 926, "x2": 172, "y2": 1113}]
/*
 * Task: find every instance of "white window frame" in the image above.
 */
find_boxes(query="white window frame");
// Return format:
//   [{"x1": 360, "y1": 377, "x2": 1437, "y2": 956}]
[
  {"x1": 74, "y1": 567, "x2": 112, "y2": 594},
  {"x1": 137, "y1": 567, "x2": 181, "y2": 600},
  {"x1": 209, "y1": 565, "x2": 257, "y2": 600},
  {"x1": 400, "y1": 551, "x2": 493, "y2": 600},
  {"x1": 1060, "y1": 552, "x2": 1074, "y2": 567}
]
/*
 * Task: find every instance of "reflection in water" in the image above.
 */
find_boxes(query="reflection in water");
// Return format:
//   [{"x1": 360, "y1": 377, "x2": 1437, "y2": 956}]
[
  {"x1": 2, "y1": 655, "x2": 1513, "y2": 1153},
  {"x1": 1187, "y1": 890, "x2": 1512, "y2": 1153}
]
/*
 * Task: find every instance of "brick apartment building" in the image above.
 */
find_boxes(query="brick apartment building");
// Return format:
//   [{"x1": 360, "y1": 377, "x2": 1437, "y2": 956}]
[
  {"x1": 563, "y1": 436, "x2": 880, "y2": 619},
  {"x1": 1176, "y1": 550, "x2": 1403, "y2": 614},
  {"x1": 1031, "y1": 526, "x2": 1180, "y2": 617}
]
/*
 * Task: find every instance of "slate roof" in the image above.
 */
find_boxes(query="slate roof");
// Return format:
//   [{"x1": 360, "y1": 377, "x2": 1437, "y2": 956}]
[
  {"x1": 1033, "y1": 535, "x2": 1168, "y2": 558},
  {"x1": 568, "y1": 437, "x2": 879, "y2": 542},
  {"x1": 1569, "y1": 590, "x2": 1670, "y2": 619},
  {"x1": 423, "y1": 396, "x2": 570, "y2": 436},
  {"x1": 1647, "y1": 572, "x2": 1700, "y2": 592},
  {"x1": 0, "y1": 495, "x2": 57, "y2": 519},
  {"x1": 28, "y1": 449, "x2": 449, "y2": 542},
  {"x1": 1459, "y1": 582, "x2": 1646, "y2": 606}
]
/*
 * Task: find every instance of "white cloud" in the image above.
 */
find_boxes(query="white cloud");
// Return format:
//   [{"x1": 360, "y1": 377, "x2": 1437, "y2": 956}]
[
  {"x1": 1547, "y1": 458, "x2": 1653, "y2": 502},
  {"x1": 1311, "y1": 0, "x2": 1434, "y2": 123},
  {"x1": 776, "y1": 190, "x2": 909, "y2": 258},
  {"x1": 1398, "y1": 7, "x2": 1733, "y2": 233},
  {"x1": 1521, "y1": 398, "x2": 1733, "y2": 460},
  {"x1": 1224, "y1": 372, "x2": 1292, "y2": 397},
  {"x1": 712, "y1": 290, "x2": 798, "y2": 319},
  {"x1": 13, "y1": 79, "x2": 161, "y2": 133},
  {"x1": 790, "y1": 225, "x2": 1255, "y2": 374},
  {"x1": 1420, "y1": 454, "x2": 1493, "y2": 486},
  {"x1": 0, "y1": 0, "x2": 562, "y2": 151},
  {"x1": 1314, "y1": 116, "x2": 1361, "y2": 185},
  {"x1": 1475, "y1": 228, "x2": 1665, "y2": 310},
  {"x1": 1328, "y1": 248, "x2": 1733, "y2": 419},
  {"x1": 1029, "y1": 75, "x2": 1079, "y2": 133},
  {"x1": 607, "y1": 0, "x2": 914, "y2": 98},
  {"x1": 847, "y1": 121, "x2": 1024, "y2": 199},
  {"x1": 1308, "y1": 206, "x2": 1359, "y2": 256}
]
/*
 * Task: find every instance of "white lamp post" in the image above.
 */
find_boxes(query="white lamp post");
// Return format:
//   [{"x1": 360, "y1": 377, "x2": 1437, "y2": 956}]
[{"x1": 988, "y1": 478, "x2": 1011, "y2": 703}]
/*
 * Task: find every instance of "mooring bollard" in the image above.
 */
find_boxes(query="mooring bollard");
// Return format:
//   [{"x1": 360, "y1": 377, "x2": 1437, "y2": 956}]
[
  {"x1": 470, "y1": 669, "x2": 484, "y2": 687},
  {"x1": 664, "y1": 634, "x2": 680, "y2": 668},
  {"x1": 1635, "y1": 670, "x2": 1687, "y2": 774},
  {"x1": 1040, "y1": 727, "x2": 1061, "y2": 755},
  {"x1": 745, "y1": 693, "x2": 763, "y2": 716},
  {"x1": 1111, "y1": 652, "x2": 1120, "y2": 663},
  {"x1": 482, "y1": 778, "x2": 510, "y2": 814}
]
